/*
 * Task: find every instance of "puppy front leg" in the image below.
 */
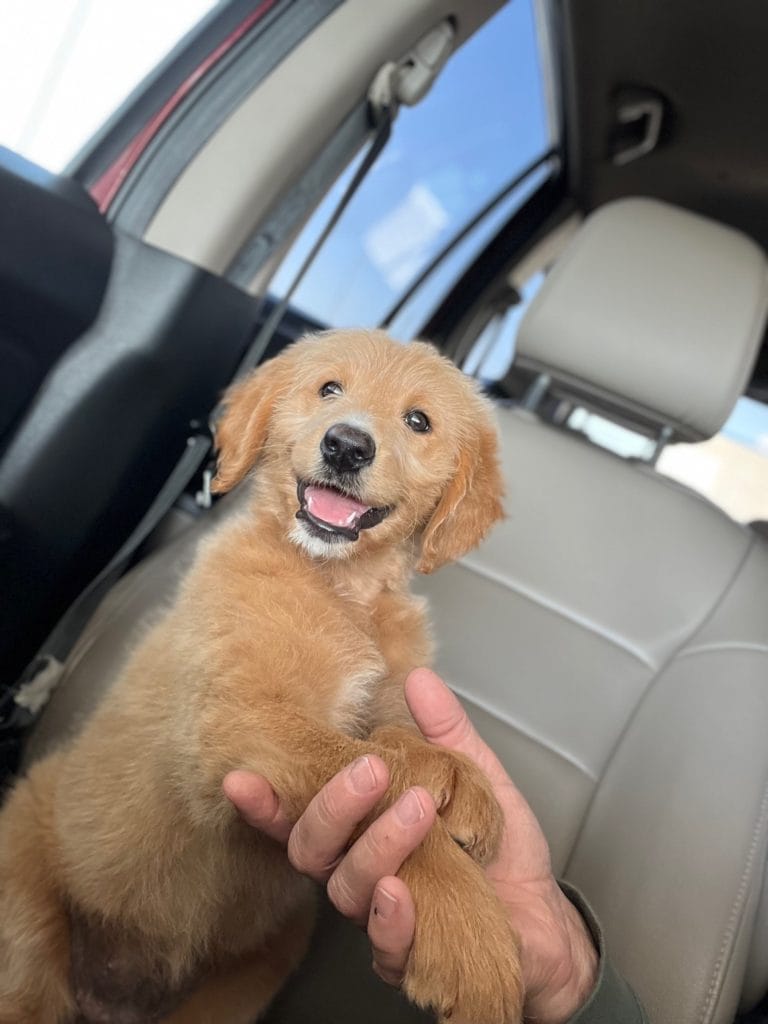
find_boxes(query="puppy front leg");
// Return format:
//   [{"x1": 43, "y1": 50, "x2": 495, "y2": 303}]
[
  {"x1": 370, "y1": 724, "x2": 504, "y2": 865},
  {"x1": 399, "y1": 819, "x2": 524, "y2": 1024},
  {"x1": 199, "y1": 701, "x2": 381, "y2": 821}
]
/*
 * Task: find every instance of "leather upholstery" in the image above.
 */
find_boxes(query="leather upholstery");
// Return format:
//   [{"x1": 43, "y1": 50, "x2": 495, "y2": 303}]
[
  {"x1": 516, "y1": 197, "x2": 768, "y2": 440},
  {"x1": 417, "y1": 409, "x2": 768, "y2": 1024}
]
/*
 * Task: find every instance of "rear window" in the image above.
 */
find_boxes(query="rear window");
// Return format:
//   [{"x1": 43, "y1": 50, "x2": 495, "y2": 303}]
[
  {"x1": 0, "y1": 0, "x2": 218, "y2": 171},
  {"x1": 268, "y1": 0, "x2": 553, "y2": 334},
  {"x1": 657, "y1": 396, "x2": 768, "y2": 524}
]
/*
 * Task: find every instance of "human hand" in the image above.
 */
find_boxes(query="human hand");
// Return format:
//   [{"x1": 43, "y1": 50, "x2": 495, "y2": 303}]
[
  {"x1": 222, "y1": 748, "x2": 438, "y2": 986},
  {"x1": 223, "y1": 669, "x2": 598, "y2": 1023}
]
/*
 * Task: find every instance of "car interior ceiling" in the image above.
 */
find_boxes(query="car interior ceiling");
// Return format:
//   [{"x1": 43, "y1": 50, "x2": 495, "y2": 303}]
[{"x1": 135, "y1": 0, "x2": 505, "y2": 276}]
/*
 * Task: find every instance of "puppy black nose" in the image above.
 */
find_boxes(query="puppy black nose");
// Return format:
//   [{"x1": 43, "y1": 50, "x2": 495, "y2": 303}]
[{"x1": 321, "y1": 423, "x2": 376, "y2": 473}]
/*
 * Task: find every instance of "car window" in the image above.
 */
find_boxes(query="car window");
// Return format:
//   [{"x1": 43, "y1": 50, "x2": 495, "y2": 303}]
[
  {"x1": 657, "y1": 396, "x2": 768, "y2": 524},
  {"x1": 461, "y1": 271, "x2": 546, "y2": 381},
  {"x1": 559, "y1": 394, "x2": 768, "y2": 523},
  {"x1": 268, "y1": 0, "x2": 552, "y2": 334},
  {"x1": 0, "y1": 0, "x2": 218, "y2": 172}
]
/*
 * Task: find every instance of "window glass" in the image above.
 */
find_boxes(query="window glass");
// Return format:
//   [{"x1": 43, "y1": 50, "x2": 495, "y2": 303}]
[
  {"x1": 557, "y1": 394, "x2": 768, "y2": 523},
  {"x1": 658, "y1": 396, "x2": 768, "y2": 523},
  {"x1": 270, "y1": 0, "x2": 551, "y2": 332},
  {"x1": 0, "y1": 0, "x2": 218, "y2": 172},
  {"x1": 565, "y1": 409, "x2": 657, "y2": 460},
  {"x1": 462, "y1": 271, "x2": 545, "y2": 381},
  {"x1": 388, "y1": 167, "x2": 552, "y2": 341}
]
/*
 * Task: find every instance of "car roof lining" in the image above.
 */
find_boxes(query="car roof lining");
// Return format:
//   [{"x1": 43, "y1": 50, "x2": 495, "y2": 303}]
[
  {"x1": 561, "y1": 0, "x2": 768, "y2": 238},
  {"x1": 542, "y1": 0, "x2": 768, "y2": 399},
  {"x1": 142, "y1": 0, "x2": 506, "y2": 276}
]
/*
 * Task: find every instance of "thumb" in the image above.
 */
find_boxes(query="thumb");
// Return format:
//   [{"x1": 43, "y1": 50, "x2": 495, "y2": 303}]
[
  {"x1": 404, "y1": 668, "x2": 509, "y2": 788},
  {"x1": 405, "y1": 669, "x2": 553, "y2": 881}
]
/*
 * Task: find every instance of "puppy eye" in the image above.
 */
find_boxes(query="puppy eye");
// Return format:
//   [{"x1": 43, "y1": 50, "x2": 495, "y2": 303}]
[
  {"x1": 405, "y1": 409, "x2": 431, "y2": 433},
  {"x1": 319, "y1": 381, "x2": 343, "y2": 398}
]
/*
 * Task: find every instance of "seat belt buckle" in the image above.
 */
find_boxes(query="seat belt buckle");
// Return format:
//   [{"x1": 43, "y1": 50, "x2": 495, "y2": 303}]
[
  {"x1": 187, "y1": 419, "x2": 217, "y2": 510},
  {"x1": 195, "y1": 464, "x2": 215, "y2": 510},
  {"x1": 0, "y1": 656, "x2": 66, "y2": 781},
  {"x1": 1, "y1": 656, "x2": 65, "y2": 733}
]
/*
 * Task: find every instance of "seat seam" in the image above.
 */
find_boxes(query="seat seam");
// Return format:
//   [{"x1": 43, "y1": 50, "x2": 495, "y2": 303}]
[
  {"x1": 63, "y1": 565, "x2": 176, "y2": 680},
  {"x1": 563, "y1": 532, "x2": 757, "y2": 878},
  {"x1": 678, "y1": 642, "x2": 768, "y2": 658},
  {"x1": 452, "y1": 684, "x2": 597, "y2": 781},
  {"x1": 457, "y1": 556, "x2": 658, "y2": 670},
  {"x1": 699, "y1": 777, "x2": 768, "y2": 1024},
  {"x1": 62, "y1": 523, "x2": 205, "y2": 679}
]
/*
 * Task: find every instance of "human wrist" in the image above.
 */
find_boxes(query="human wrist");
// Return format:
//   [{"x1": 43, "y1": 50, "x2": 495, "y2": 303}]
[
  {"x1": 506, "y1": 878, "x2": 598, "y2": 1024},
  {"x1": 531, "y1": 888, "x2": 598, "y2": 1022}
]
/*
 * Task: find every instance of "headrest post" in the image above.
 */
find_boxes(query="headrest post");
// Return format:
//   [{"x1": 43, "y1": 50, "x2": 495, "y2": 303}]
[
  {"x1": 650, "y1": 425, "x2": 674, "y2": 467},
  {"x1": 521, "y1": 372, "x2": 551, "y2": 413}
]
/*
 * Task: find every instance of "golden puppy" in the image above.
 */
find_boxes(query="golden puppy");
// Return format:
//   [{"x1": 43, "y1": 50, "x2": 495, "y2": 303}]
[{"x1": 0, "y1": 330, "x2": 522, "y2": 1024}]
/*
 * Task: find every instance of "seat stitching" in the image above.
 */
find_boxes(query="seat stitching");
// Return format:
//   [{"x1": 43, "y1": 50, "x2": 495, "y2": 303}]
[
  {"x1": 678, "y1": 642, "x2": 768, "y2": 658},
  {"x1": 457, "y1": 556, "x2": 658, "y2": 670},
  {"x1": 451, "y1": 684, "x2": 597, "y2": 781},
  {"x1": 563, "y1": 532, "x2": 756, "y2": 878},
  {"x1": 699, "y1": 778, "x2": 768, "y2": 1024}
]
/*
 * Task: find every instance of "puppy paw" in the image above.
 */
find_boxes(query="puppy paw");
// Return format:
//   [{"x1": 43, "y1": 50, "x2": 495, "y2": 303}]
[
  {"x1": 437, "y1": 751, "x2": 503, "y2": 866},
  {"x1": 370, "y1": 728, "x2": 503, "y2": 866},
  {"x1": 400, "y1": 827, "x2": 523, "y2": 1024}
]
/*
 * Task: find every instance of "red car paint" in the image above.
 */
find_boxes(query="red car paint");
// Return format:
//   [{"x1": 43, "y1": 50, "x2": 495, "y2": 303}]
[{"x1": 90, "y1": 0, "x2": 278, "y2": 213}]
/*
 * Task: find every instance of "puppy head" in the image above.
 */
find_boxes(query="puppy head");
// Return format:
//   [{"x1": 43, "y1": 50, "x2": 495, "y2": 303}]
[{"x1": 213, "y1": 330, "x2": 504, "y2": 571}]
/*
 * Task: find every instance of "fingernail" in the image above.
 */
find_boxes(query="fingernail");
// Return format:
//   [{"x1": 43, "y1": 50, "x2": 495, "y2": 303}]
[
  {"x1": 395, "y1": 788, "x2": 425, "y2": 826},
  {"x1": 349, "y1": 756, "x2": 377, "y2": 794},
  {"x1": 374, "y1": 887, "x2": 397, "y2": 920}
]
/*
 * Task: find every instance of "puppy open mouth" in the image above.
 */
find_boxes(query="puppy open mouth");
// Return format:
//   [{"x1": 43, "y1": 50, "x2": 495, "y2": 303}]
[{"x1": 296, "y1": 480, "x2": 390, "y2": 542}]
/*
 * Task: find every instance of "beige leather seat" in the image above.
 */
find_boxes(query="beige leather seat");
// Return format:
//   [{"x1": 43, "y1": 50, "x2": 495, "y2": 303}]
[
  {"x1": 417, "y1": 198, "x2": 768, "y2": 1024},
  {"x1": 24, "y1": 198, "x2": 768, "y2": 1023}
]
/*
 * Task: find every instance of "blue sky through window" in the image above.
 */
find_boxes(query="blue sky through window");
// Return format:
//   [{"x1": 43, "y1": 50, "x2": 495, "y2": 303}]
[{"x1": 270, "y1": 0, "x2": 550, "y2": 331}]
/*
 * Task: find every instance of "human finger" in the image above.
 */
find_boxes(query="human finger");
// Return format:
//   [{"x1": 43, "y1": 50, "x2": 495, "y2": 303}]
[
  {"x1": 325, "y1": 787, "x2": 435, "y2": 925},
  {"x1": 287, "y1": 755, "x2": 390, "y2": 881},
  {"x1": 223, "y1": 770, "x2": 293, "y2": 844},
  {"x1": 368, "y1": 876, "x2": 416, "y2": 987},
  {"x1": 404, "y1": 668, "x2": 510, "y2": 786},
  {"x1": 405, "y1": 669, "x2": 553, "y2": 880}
]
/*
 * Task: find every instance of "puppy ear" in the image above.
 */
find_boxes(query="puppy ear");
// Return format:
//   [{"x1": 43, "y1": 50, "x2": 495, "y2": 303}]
[
  {"x1": 211, "y1": 356, "x2": 288, "y2": 494},
  {"x1": 417, "y1": 419, "x2": 505, "y2": 574}
]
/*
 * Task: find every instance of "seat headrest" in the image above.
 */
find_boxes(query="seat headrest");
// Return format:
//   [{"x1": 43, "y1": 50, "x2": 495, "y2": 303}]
[{"x1": 516, "y1": 197, "x2": 768, "y2": 440}]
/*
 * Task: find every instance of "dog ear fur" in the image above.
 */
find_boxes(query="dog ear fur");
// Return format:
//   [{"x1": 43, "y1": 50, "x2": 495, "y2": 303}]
[
  {"x1": 417, "y1": 419, "x2": 505, "y2": 574},
  {"x1": 211, "y1": 356, "x2": 288, "y2": 495}
]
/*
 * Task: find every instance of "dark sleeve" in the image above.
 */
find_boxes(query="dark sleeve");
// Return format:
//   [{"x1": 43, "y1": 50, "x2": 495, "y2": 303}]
[{"x1": 559, "y1": 882, "x2": 649, "y2": 1024}]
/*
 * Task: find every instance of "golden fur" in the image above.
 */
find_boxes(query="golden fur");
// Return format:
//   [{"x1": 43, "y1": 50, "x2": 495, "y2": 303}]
[{"x1": 0, "y1": 330, "x2": 522, "y2": 1023}]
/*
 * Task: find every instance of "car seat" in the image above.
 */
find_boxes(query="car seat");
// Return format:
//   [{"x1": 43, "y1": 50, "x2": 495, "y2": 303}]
[{"x1": 418, "y1": 197, "x2": 768, "y2": 1024}]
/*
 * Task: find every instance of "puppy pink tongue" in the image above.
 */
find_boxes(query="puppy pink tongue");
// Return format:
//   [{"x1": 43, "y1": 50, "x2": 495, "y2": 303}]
[{"x1": 305, "y1": 485, "x2": 371, "y2": 527}]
